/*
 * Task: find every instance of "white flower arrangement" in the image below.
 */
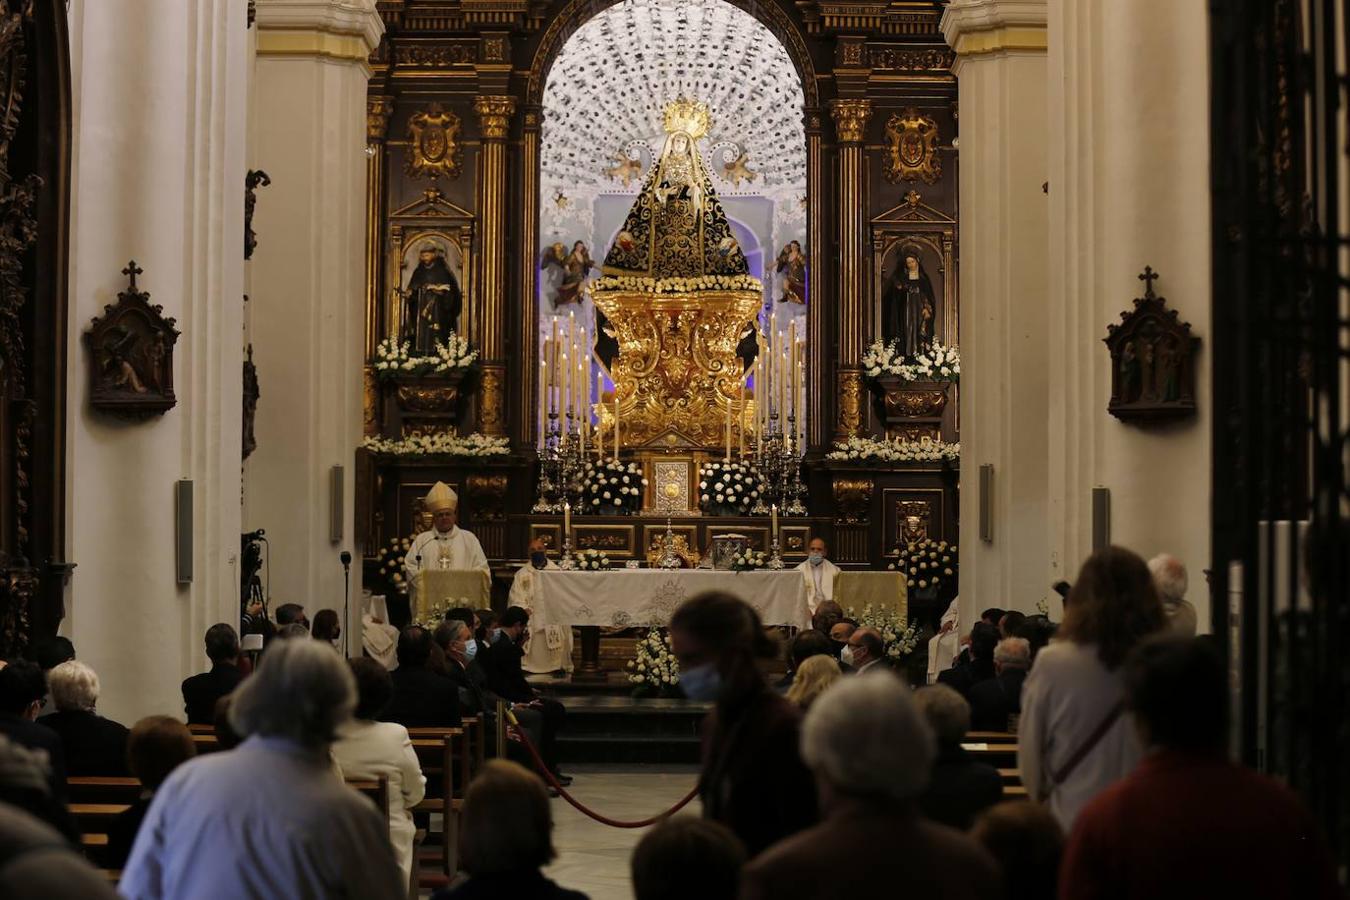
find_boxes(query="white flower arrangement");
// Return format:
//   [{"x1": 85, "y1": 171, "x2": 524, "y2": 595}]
[
  {"x1": 698, "y1": 460, "x2": 765, "y2": 516},
  {"x1": 845, "y1": 604, "x2": 921, "y2": 660},
  {"x1": 826, "y1": 435, "x2": 960, "y2": 463},
  {"x1": 626, "y1": 628, "x2": 681, "y2": 697},
  {"x1": 575, "y1": 548, "x2": 612, "y2": 571},
  {"x1": 887, "y1": 538, "x2": 958, "y2": 594},
  {"x1": 376, "y1": 535, "x2": 414, "y2": 594},
  {"x1": 413, "y1": 597, "x2": 474, "y2": 630},
  {"x1": 593, "y1": 274, "x2": 763, "y2": 294},
  {"x1": 730, "y1": 548, "x2": 769, "y2": 571},
  {"x1": 861, "y1": 338, "x2": 961, "y2": 383},
  {"x1": 582, "y1": 459, "x2": 647, "y2": 514},
  {"x1": 361, "y1": 432, "x2": 511, "y2": 458},
  {"x1": 373, "y1": 333, "x2": 478, "y2": 381}
]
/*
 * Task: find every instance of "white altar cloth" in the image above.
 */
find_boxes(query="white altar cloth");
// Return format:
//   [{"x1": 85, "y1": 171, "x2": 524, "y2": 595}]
[{"x1": 532, "y1": 569, "x2": 812, "y2": 630}]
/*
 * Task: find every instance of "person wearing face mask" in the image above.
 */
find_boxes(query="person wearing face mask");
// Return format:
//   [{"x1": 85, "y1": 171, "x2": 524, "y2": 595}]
[
  {"x1": 509, "y1": 537, "x2": 574, "y2": 675},
  {"x1": 479, "y1": 606, "x2": 571, "y2": 787},
  {"x1": 794, "y1": 537, "x2": 841, "y2": 614},
  {"x1": 842, "y1": 627, "x2": 887, "y2": 676},
  {"x1": 669, "y1": 591, "x2": 818, "y2": 857}
]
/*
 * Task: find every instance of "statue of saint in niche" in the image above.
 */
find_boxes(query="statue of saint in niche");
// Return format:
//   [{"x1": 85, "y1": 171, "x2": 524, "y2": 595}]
[
  {"x1": 403, "y1": 241, "x2": 462, "y2": 352},
  {"x1": 883, "y1": 244, "x2": 935, "y2": 358}
]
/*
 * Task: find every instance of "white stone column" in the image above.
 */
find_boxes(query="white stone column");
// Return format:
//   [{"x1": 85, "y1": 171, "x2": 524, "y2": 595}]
[
  {"x1": 941, "y1": 0, "x2": 1051, "y2": 623},
  {"x1": 1046, "y1": 0, "x2": 1211, "y2": 625},
  {"x1": 65, "y1": 0, "x2": 250, "y2": 723},
  {"x1": 244, "y1": 0, "x2": 381, "y2": 642}
]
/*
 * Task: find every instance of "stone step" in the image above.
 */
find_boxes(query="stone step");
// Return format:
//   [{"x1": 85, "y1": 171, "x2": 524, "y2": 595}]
[{"x1": 549, "y1": 693, "x2": 710, "y2": 765}]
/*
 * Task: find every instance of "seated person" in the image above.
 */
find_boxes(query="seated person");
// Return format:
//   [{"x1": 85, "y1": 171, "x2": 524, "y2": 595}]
[
  {"x1": 776, "y1": 629, "x2": 834, "y2": 690},
  {"x1": 631, "y1": 816, "x2": 745, "y2": 900},
  {"x1": 435, "y1": 618, "x2": 544, "y2": 766},
  {"x1": 971, "y1": 801, "x2": 1064, "y2": 900},
  {"x1": 811, "y1": 601, "x2": 844, "y2": 641},
  {"x1": 939, "y1": 621, "x2": 999, "y2": 698},
  {"x1": 181, "y1": 623, "x2": 245, "y2": 724},
  {"x1": 968, "y1": 637, "x2": 1031, "y2": 733},
  {"x1": 310, "y1": 609, "x2": 341, "y2": 647},
  {"x1": 914, "y1": 685, "x2": 1003, "y2": 830},
  {"x1": 842, "y1": 627, "x2": 887, "y2": 675},
  {"x1": 275, "y1": 602, "x2": 309, "y2": 631},
  {"x1": 37, "y1": 660, "x2": 130, "y2": 777},
  {"x1": 381, "y1": 626, "x2": 461, "y2": 728},
  {"x1": 333, "y1": 659, "x2": 426, "y2": 889},
  {"x1": 431, "y1": 761, "x2": 587, "y2": 900},
  {"x1": 0, "y1": 660, "x2": 67, "y2": 801},
  {"x1": 785, "y1": 655, "x2": 842, "y2": 711},
  {"x1": 0, "y1": 732, "x2": 77, "y2": 842},
  {"x1": 479, "y1": 607, "x2": 569, "y2": 785},
  {"x1": 107, "y1": 716, "x2": 196, "y2": 869}
]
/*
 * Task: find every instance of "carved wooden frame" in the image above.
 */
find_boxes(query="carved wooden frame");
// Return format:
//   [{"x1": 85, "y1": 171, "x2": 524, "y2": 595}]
[
  {"x1": 870, "y1": 190, "x2": 958, "y2": 347},
  {"x1": 386, "y1": 188, "x2": 476, "y2": 348},
  {"x1": 83, "y1": 262, "x2": 180, "y2": 420}
]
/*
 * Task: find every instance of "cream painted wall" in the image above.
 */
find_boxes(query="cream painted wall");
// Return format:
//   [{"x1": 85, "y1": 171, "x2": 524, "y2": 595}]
[
  {"x1": 243, "y1": 1, "x2": 381, "y2": 648},
  {"x1": 65, "y1": 1, "x2": 250, "y2": 724},
  {"x1": 1046, "y1": 0, "x2": 1212, "y2": 628}
]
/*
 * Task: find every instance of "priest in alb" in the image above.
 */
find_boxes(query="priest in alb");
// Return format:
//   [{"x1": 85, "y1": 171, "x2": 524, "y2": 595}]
[
  {"x1": 404, "y1": 482, "x2": 489, "y2": 578},
  {"x1": 795, "y1": 536, "x2": 841, "y2": 615},
  {"x1": 509, "y1": 537, "x2": 574, "y2": 675}
]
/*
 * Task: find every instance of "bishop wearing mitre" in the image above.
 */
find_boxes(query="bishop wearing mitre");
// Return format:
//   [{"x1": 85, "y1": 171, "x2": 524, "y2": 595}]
[
  {"x1": 509, "y1": 537, "x2": 574, "y2": 675},
  {"x1": 404, "y1": 482, "x2": 489, "y2": 578},
  {"x1": 795, "y1": 536, "x2": 842, "y2": 615}
]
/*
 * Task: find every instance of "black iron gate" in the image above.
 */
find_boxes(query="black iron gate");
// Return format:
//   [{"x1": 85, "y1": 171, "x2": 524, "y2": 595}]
[{"x1": 1210, "y1": 0, "x2": 1350, "y2": 874}]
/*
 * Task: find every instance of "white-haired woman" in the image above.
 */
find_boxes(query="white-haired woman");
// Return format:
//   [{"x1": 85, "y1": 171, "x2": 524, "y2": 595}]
[
  {"x1": 120, "y1": 638, "x2": 404, "y2": 900},
  {"x1": 741, "y1": 674, "x2": 1002, "y2": 900},
  {"x1": 37, "y1": 660, "x2": 130, "y2": 776}
]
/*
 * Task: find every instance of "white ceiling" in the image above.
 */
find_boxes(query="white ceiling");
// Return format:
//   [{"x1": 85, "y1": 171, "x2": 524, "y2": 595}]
[{"x1": 540, "y1": 0, "x2": 807, "y2": 223}]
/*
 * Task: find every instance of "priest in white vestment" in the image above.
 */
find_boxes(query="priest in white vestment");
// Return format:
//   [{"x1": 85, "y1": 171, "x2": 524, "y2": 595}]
[
  {"x1": 510, "y1": 537, "x2": 574, "y2": 674},
  {"x1": 927, "y1": 596, "x2": 961, "y2": 684},
  {"x1": 795, "y1": 536, "x2": 841, "y2": 615},
  {"x1": 403, "y1": 481, "x2": 489, "y2": 578}
]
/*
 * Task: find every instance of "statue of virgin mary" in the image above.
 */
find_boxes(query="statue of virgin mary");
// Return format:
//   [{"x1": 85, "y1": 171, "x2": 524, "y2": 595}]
[{"x1": 602, "y1": 98, "x2": 748, "y2": 282}]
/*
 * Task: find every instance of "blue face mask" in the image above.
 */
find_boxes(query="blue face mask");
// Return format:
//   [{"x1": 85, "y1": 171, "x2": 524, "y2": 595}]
[
  {"x1": 530, "y1": 551, "x2": 548, "y2": 569},
  {"x1": 808, "y1": 552, "x2": 825, "y2": 566},
  {"x1": 490, "y1": 627, "x2": 503, "y2": 644},
  {"x1": 679, "y1": 662, "x2": 722, "y2": 701},
  {"x1": 463, "y1": 638, "x2": 479, "y2": 661}
]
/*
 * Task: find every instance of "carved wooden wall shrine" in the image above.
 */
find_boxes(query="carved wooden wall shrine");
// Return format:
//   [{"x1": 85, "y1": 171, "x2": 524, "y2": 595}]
[
  {"x1": 84, "y1": 262, "x2": 180, "y2": 420},
  {"x1": 1104, "y1": 266, "x2": 1200, "y2": 424}
]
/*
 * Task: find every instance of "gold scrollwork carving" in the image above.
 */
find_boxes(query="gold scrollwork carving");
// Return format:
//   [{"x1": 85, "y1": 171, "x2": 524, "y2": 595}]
[
  {"x1": 395, "y1": 384, "x2": 461, "y2": 413},
  {"x1": 889, "y1": 423, "x2": 941, "y2": 444},
  {"x1": 474, "y1": 95, "x2": 516, "y2": 140},
  {"x1": 478, "y1": 364, "x2": 506, "y2": 435},
  {"x1": 883, "y1": 108, "x2": 942, "y2": 184},
  {"x1": 835, "y1": 369, "x2": 864, "y2": 439},
  {"x1": 881, "y1": 383, "x2": 949, "y2": 418},
  {"x1": 829, "y1": 98, "x2": 872, "y2": 144},
  {"x1": 832, "y1": 477, "x2": 873, "y2": 525},
  {"x1": 405, "y1": 103, "x2": 463, "y2": 181},
  {"x1": 367, "y1": 96, "x2": 394, "y2": 143},
  {"x1": 363, "y1": 366, "x2": 379, "y2": 437}
]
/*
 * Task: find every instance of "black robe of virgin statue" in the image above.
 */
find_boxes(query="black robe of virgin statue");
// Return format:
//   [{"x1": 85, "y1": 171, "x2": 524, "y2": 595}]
[{"x1": 883, "y1": 266, "x2": 935, "y2": 358}]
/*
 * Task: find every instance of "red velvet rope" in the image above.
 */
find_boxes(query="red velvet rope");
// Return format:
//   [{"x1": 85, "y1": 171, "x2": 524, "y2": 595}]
[{"x1": 504, "y1": 707, "x2": 700, "y2": 828}]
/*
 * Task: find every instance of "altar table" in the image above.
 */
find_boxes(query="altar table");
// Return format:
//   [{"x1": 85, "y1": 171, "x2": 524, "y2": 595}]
[{"x1": 532, "y1": 569, "x2": 813, "y2": 632}]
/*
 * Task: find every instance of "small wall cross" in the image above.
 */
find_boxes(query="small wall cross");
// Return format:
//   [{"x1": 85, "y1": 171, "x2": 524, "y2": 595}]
[
  {"x1": 122, "y1": 260, "x2": 144, "y2": 290},
  {"x1": 1138, "y1": 266, "x2": 1159, "y2": 297}
]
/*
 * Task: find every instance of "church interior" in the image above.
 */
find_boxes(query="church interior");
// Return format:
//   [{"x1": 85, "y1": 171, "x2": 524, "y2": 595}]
[{"x1": 0, "y1": 0, "x2": 1346, "y2": 896}]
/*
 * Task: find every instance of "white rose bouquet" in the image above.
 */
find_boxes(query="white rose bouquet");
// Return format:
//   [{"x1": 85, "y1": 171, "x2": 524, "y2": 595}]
[
  {"x1": 887, "y1": 537, "x2": 958, "y2": 597},
  {"x1": 861, "y1": 338, "x2": 960, "y2": 383},
  {"x1": 626, "y1": 628, "x2": 681, "y2": 698},
  {"x1": 373, "y1": 333, "x2": 479, "y2": 382},
  {"x1": 845, "y1": 604, "x2": 921, "y2": 661},
  {"x1": 361, "y1": 432, "x2": 510, "y2": 458},
  {"x1": 376, "y1": 535, "x2": 413, "y2": 596},
  {"x1": 582, "y1": 459, "x2": 647, "y2": 515},
  {"x1": 729, "y1": 548, "x2": 768, "y2": 571},
  {"x1": 825, "y1": 436, "x2": 960, "y2": 464},
  {"x1": 698, "y1": 460, "x2": 764, "y2": 516},
  {"x1": 576, "y1": 548, "x2": 612, "y2": 571}
]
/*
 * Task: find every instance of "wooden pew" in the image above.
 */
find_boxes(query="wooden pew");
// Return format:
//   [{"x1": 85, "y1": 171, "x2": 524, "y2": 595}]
[
  {"x1": 69, "y1": 776, "x2": 142, "y2": 806},
  {"x1": 409, "y1": 734, "x2": 461, "y2": 882}
]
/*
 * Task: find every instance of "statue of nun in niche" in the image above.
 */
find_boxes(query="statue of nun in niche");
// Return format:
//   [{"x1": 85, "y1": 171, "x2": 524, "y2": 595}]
[{"x1": 883, "y1": 243, "x2": 936, "y2": 358}]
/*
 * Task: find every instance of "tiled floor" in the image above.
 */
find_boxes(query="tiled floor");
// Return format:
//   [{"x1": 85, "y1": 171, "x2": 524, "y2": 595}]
[{"x1": 543, "y1": 764, "x2": 703, "y2": 900}]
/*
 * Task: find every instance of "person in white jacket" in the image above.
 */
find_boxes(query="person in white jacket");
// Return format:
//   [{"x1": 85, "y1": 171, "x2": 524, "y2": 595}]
[
  {"x1": 332, "y1": 658, "x2": 427, "y2": 889},
  {"x1": 1018, "y1": 546, "x2": 1166, "y2": 831}
]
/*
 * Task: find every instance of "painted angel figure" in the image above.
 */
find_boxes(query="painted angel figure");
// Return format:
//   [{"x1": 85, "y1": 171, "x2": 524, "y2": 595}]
[
  {"x1": 541, "y1": 240, "x2": 593, "y2": 307},
  {"x1": 776, "y1": 241, "x2": 807, "y2": 305}
]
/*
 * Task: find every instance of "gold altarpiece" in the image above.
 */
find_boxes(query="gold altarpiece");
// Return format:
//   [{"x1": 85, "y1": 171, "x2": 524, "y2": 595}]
[{"x1": 358, "y1": 1, "x2": 963, "y2": 594}]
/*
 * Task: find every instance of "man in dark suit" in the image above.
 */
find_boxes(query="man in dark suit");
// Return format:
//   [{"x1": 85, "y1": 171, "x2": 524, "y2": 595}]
[
  {"x1": 181, "y1": 623, "x2": 246, "y2": 724},
  {"x1": 938, "y1": 621, "x2": 999, "y2": 698},
  {"x1": 381, "y1": 626, "x2": 461, "y2": 728},
  {"x1": 478, "y1": 606, "x2": 569, "y2": 784},
  {"x1": 0, "y1": 660, "x2": 68, "y2": 803},
  {"x1": 915, "y1": 684, "x2": 1003, "y2": 830},
  {"x1": 968, "y1": 636, "x2": 1030, "y2": 733},
  {"x1": 38, "y1": 660, "x2": 130, "y2": 776}
]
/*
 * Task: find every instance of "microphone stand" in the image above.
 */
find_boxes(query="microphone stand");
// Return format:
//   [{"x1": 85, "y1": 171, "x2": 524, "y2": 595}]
[{"x1": 340, "y1": 550, "x2": 352, "y2": 657}]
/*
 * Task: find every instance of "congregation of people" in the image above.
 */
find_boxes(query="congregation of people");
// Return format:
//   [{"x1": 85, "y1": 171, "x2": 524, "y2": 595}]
[{"x1": 0, "y1": 544, "x2": 1341, "y2": 899}]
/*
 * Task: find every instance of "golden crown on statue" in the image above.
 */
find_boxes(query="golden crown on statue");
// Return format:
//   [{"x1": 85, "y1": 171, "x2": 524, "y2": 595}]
[{"x1": 662, "y1": 96, "x2": 712, "y2": 140}]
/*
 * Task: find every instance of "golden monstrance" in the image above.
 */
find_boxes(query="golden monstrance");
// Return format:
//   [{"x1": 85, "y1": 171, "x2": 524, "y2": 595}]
[{"x1": 593, "y1": 97, "x2": 761, "y2": 451}]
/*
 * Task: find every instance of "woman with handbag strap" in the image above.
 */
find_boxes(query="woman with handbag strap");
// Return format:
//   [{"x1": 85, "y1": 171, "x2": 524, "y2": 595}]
[{"x1": 1017, "y1": 546, "x2": 1166, "y2": 831}]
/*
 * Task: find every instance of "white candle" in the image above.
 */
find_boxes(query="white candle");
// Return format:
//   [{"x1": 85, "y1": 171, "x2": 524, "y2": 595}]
[
  {"x1": 738, "y1": 376, "x2": 746, "y2": 457},
  {"x1": 578, "y1": 357, "x2": 587, "y2": 455},
  {"x1": 538, "y1": 358, "x2": 547, "y2": 442},
  {"x1": 564, "y1": 501, "x2": 571, "y2": 539},
  {"x1": 725, "y1": 389, "x2": 732, "y2": 462},
  {"x1": 771, "y1": 503, "x2": 778, "y2": 539},
  {"x1": 561, "y1": 352, "x2": 570, "y2": 426},
  {"x1": 613, "y1": 395, "x2": 620, "y2": 461}
]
